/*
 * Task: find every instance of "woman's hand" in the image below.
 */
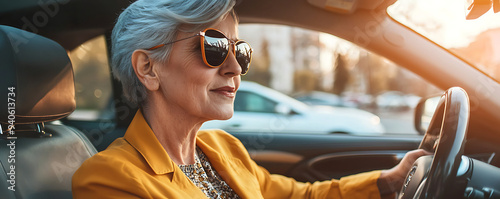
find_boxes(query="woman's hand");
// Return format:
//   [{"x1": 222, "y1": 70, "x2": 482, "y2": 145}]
[{"x1": 377, "y1": 149, "x2": 432, "y2": 195}]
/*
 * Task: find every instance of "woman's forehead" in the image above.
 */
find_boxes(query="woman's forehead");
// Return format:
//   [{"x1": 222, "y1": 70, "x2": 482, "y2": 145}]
[{"x1": 212, "y1": 16, "x2": 238, "y2": 39}]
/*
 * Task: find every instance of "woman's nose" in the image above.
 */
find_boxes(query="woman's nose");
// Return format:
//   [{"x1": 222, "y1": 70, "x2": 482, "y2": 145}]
[{"x1": 219, "y1": 47, "x2": 242, "y2": 77}]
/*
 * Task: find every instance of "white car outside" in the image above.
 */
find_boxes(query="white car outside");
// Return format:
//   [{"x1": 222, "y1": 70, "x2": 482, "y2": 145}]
[{"x1": 201, "y1": 81, "x2": 385, "y2": 135}]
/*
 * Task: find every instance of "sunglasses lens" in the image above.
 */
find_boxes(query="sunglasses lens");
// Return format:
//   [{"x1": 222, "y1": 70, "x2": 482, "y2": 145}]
[
  {"x1": 235, "y1": 42, "x2": 252, "y2": 75},
  {"x1": 202, "y1": 29, "x2": 253, "y2": 75},
  {"x1": 204, "y1": 30, "x2": 229, "y2": 67}
]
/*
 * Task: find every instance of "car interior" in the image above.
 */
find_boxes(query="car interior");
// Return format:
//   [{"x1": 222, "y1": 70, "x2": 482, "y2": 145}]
[
  {"x1": 1, "y1": 0, "x2": 500, "y2": 198},
  {"x1": 0, "y1": 25, "x2": 96, "y2": 198}
]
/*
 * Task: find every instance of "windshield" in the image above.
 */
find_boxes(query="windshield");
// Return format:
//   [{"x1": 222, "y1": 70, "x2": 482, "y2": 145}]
[{"x1": 388, "y1": 0, "x2": 500, "y2": 82}]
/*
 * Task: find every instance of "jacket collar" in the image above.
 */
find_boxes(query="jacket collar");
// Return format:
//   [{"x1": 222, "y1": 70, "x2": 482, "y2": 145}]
[
  {"x1": 123, "y1": 111, "x2": 262, "y2": 198},
  {"x1": 196, "y1": 132, "x2": 263, "y2": 199},
  {"x1": 124, "y1": 110, "x2": 176, "y2": 175},
  {"x1": 123, "y1": 110, "x2": 238, "y2": 176}
]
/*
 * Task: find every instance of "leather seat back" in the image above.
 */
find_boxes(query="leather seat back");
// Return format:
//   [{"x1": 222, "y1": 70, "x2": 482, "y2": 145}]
[{"x1": 0, "y1": 25, "x2": 97, "y2": 199}]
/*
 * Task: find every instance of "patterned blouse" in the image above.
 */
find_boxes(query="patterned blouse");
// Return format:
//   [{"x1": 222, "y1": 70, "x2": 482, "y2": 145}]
[{"x1": 178, "y1": 147, "x2": 241, "y2": 199}]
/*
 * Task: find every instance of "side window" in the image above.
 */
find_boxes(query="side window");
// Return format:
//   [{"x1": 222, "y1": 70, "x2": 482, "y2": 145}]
[
  {"x1": 238, "y1": 24, "x2": 442, "y2": 135},
  {"x1": 235, "y1": 91, "x2": 277, "y2": 113},
  {"x1": 67, "y1": 35, "x2": 114, "y2": 120}
]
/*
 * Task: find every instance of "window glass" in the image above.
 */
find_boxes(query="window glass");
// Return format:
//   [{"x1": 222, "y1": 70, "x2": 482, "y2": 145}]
[
  {"x1": 237, "y1": 24, "x2": 441, "y2": 135},
  {"x1": 235, "y1": 91, "x2": 277, "y2": 113},
  {"x1": 388, "y1": 0, "x2": 500, "y2": 82},
  {"x1": 67, "y1": 35, "x2": 114, "y2": 120}
]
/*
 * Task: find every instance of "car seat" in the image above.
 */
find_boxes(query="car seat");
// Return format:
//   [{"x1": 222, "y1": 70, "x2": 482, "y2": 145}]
[{"x1": 0, "y1": 25, "x2": 97, "y2": 199}]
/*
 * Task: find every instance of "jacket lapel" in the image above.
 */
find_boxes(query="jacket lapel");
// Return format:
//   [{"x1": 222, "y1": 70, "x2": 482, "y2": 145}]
[
  {"x1": 125, "y1": 111, "x2": 263, "y2": 198},
  {"x1": 197, "y1": 137, "x2": 264, "y2": 199},
  {"x1": 124, "y1": 111, "x2": 207, "y2": 198}
]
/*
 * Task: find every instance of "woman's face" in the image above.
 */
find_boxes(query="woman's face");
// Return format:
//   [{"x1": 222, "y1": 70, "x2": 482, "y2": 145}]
[{"x1": 155, "y1": 16, "x2": 241, "y2": 122}]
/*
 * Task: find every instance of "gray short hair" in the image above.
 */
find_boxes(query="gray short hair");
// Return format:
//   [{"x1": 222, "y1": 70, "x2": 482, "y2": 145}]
[{"x1": 111, "y1": 0, "x2": 236, "y2": 105}]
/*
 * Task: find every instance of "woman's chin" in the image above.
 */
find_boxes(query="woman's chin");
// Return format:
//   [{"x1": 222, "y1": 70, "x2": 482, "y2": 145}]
[
  {"x1": 217, "y1": 112, "x2": 234, "y2": 120},
  {"x1": 210, "y1": 110, "x2": 234, "y2": 121}
]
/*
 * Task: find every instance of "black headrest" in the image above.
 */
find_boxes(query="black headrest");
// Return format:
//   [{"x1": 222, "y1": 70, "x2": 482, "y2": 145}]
[{"x1": 0, "y1": 25, "x2": 75, "y2": 124}]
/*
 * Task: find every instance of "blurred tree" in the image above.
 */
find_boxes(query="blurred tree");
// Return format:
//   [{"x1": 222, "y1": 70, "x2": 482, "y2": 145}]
[
  {"x1": 332, "y1": 54, "x2": 349, "y2": 95},
  {"x1": 293, "y1": 70, "x2": 316, "y2": 92},
  {"x1": 242, "y1": 39, "x2": 271, "y2": 87},
  {"x1": 357, "y1": 52, "x2": 389, "y2": 96}
]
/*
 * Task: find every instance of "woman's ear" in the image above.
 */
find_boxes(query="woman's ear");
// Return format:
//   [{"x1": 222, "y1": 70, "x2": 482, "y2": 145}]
[{"x1": 131, "y1": 49, "x2": 160, "y2": 91}]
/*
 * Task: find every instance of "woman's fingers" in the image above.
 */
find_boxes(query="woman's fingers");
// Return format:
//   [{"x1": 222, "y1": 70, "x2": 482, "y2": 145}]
[{"x1": 377, "y1": 149, "x2": 433, "y2": 194}]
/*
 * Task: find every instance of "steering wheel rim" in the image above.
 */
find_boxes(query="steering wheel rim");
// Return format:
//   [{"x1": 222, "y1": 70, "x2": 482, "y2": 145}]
[{"x1": 401, "y1": 87, "x2": 470, "y2": 199}]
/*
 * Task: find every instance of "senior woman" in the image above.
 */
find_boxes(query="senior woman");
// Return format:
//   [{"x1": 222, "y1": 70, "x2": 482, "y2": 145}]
[{"x1": 72, "y1": 0, "x2": 428, "y2": 198}]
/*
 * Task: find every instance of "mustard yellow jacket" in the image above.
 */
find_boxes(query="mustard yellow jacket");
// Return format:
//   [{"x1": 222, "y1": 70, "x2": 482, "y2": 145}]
[{"x1": 72, "y1": 111, "x2": 382, "y2": 199}]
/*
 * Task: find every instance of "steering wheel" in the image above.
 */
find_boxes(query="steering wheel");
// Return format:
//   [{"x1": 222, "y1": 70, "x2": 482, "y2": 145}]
[{"x1": 399, "y1": 87, "x2": 470, "y2": 199}]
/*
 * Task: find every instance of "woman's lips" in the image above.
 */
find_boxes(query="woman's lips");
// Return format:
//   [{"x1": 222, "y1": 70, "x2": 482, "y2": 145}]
[{"x1": 210, "y1": 86, "x2": 236, "y2": 98}]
